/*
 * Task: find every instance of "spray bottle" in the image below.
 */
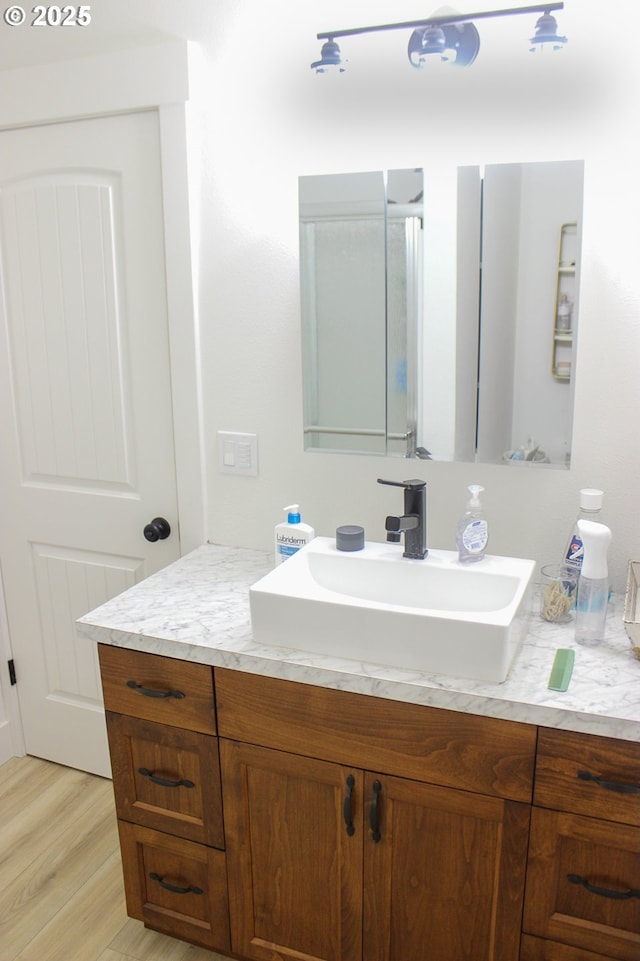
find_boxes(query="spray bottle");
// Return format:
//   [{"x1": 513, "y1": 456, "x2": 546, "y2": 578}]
[
  {"x1": 564, "y1": 488, "x2": 604, "y2": 572},
  {"x1": 575, "y1": 520, "x2": 612, "y2": 646}
]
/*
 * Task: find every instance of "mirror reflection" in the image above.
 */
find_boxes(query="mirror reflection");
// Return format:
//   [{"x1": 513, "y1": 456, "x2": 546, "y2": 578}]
[
  {"x1": 299, "y1": 160, "x2": 584, "y2": 468},
  {"x1": 299, "y1": 169, "x2": 423, "y2": 456}
]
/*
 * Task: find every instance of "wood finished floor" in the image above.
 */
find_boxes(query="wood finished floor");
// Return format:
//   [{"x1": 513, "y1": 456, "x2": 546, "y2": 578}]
[{"x1": 0, "y1": 755, "x2": 229, "y2": 961}]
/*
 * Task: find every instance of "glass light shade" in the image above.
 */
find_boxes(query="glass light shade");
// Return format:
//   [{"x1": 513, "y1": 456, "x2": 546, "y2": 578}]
[
  {"x1": 529, "y1": 12, "x2": 567, "y2": 52},
  {"x1": 311, "y1": 39, "x2": 345, "y2": 73},
  {"x1": 407, "y1": 26, "x2": 448, "y2": 68}
]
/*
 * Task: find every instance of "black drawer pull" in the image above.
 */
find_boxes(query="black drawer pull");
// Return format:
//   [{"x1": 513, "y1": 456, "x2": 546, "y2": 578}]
[
  {"x1": 577, "y1": 770, "x2": 640, "y2": 795},
  {"x1": 567, "y1": 874, "x2": 640, "y2": 901},
  {"x1": 343, "y1": 775, "x2": 355, "y2": 836},
  {"x1": 126, "y1": 680, "x2": 185, "y2": 700},
  {"x1": 149, "y1": 872, "x2": 203, "y2": 895},
  {"x1": 370, "y1": 779, "x2": 382, "y2": 843},
  {"x1": 138, "y1": 768, "x2": 195, "y2": 789}
]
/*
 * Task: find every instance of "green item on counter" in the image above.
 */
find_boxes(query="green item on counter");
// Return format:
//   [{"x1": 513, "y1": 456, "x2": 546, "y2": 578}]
[{"x1": 548, "y1": 648, "x2": 575, "y2": 691}]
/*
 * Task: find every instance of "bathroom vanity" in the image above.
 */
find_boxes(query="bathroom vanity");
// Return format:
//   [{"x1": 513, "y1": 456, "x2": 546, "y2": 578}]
[{"x1": 78, "y1": 545, "x2": 640, "y2": 961}]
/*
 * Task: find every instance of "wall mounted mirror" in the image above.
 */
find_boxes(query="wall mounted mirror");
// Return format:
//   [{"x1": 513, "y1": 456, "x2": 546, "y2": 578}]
[
  {"x1": 299, "y1": 168, "x2": 423, "y2": 457},
  {"x1": 299, "y1": 159, "x2": 584, "y2": 468}
]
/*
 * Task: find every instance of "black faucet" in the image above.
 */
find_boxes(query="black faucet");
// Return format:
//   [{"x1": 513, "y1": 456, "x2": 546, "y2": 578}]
[{"x1": 377, "y1": 478, "x2": 428, "y2": 559}]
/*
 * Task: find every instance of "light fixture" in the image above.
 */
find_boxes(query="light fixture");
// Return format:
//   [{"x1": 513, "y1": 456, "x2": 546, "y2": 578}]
[
  {"x1": 310, "y1": 38, "x2": 345, "y2": 73},
  {"x1": 407, "y1": 21, "x2": 481, "y2": 68},
  {"x1": 311, "y1": 2, "x2": 568, "y2": 73},
  {"x1": 529, "y1": 11, "x2": 568, "y2": 51}
]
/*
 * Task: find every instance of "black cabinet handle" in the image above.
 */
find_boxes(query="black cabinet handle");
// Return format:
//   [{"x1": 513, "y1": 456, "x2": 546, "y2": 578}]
[
  {"x1": 343, "y1": 775, "x2": 355, "y2": 836},
  {"x1": 138, "y1": 768, "x2": 194, "y2": 789},
  {"x1": 370, "y1": 780, "x2": 382, "y2": 843},
  {"x1": 567, "y1": 874, "x2": 640, "y2": 900},
  {"x1": 577, "y1": 770, "x2": 640, "y2": 795},
  {"x1": 149, "y1": 872, "x2": 203, "y2": 896},
  {"x1": 126, "y1": 680, "x2": 185, "y2": 699}
]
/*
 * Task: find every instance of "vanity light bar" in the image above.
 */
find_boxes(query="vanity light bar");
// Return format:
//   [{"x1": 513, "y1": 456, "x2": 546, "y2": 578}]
[{"x1": 311, "y1": 2, "x2": 567, "y2": 72}]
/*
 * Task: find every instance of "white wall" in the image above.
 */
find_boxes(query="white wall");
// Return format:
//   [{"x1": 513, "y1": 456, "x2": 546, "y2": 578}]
[
  {"x1": 2, "y1": 0, "x2": 639, "y2": 594},
  {"x1": 192, "y1": 1, "x2": 639, "y2": 591}
]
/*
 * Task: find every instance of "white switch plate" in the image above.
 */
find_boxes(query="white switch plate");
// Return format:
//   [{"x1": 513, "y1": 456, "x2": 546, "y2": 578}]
[{"x1": 217, "y1": 431, "x2": 258, "y2": 476}]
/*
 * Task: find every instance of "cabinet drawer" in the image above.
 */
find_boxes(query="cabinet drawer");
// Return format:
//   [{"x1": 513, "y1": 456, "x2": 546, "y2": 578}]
[
  {"x1": 99, "y1": 644, "x2": 216, "y2": 734},
  {"x1": 521, "y1": 933, "x2": 626, "y2": 961},
  {"x1": 535, "y1": 729, "x2": 640, "y2": 826},
  {"x1": 118, "y1": 821, "x2": 230, "y2": 953},
  {"x1": 215, "y1": 668, "x2": 536, "y2": 801},
  {"x1": 524, "y1": 807, "x2": 640, "y2": 961},
  {"x1": 106, "y1": 712, "x2": 224, "y2": 848}
]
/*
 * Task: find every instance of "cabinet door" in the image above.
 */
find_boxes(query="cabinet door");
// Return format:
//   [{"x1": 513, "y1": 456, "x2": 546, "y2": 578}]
[
  {"x1": 524, "y1": 808, "x2": 640, "y2": 961},
  {"x1": 221, "y1": 739, "x2": 363, "y2": 961},
  {"x1": 364, "y1": 773, "x2": 530, "y2": 961}
]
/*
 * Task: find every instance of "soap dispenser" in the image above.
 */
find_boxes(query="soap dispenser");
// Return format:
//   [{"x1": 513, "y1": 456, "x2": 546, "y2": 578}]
[
  {"x1": 456, "y1": 485, "x2": 489, "y2": 563},
  {"x1": 274, "y1": 505, "x2": 315, "y2": 565}
]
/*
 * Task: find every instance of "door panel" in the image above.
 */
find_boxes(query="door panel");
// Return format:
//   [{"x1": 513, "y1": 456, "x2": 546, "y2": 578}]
[
  {"x1": 0, "y1": 111, "x2": 180, "y2": 774},
  {"x1": 221, "y1": 739, "x2": 364, "y2": 961},
  {"x1": 3, "y1": 175, "x2": 134, "y2": 489},
  {"x1": 364, "y1": 773, "x2": 530, "y2": 961}
]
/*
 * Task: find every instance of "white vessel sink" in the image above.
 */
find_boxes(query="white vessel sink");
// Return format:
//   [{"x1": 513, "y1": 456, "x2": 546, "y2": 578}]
[{"x1": 249, "y1": 537, "x2": 535, "y2": 682}]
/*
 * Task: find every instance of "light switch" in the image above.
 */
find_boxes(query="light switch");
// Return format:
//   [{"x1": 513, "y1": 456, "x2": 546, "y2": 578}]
[{"x1": 217, "y1": 431, "x2": 258, "y2": 476}]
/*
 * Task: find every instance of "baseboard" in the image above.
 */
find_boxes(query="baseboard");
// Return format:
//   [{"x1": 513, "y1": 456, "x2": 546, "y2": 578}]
[{"x1": 0, "y1": 718, "x2": 16, "y2": 765}]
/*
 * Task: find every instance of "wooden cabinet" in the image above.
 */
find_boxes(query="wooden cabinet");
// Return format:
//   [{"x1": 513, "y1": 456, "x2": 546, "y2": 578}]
[
  {"x1": 217, "y1": 667, "x2": 534, "y2": 961},
  {"x1": 522, "y1": 729, "x2": 640, "y2": 961},
  {"x1": 98, "y1": 644, "x2": 230, "y2": 953},
  {"x1": 97, "y1": 646, "x2": 639, "y2": 961}
]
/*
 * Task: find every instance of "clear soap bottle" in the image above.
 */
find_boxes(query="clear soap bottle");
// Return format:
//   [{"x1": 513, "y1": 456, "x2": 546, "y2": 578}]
[{"x1": 456, "y1": 485, "x2": 488, "y2": 563}]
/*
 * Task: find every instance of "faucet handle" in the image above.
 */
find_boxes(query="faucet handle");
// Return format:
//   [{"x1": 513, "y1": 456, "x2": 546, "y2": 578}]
[{"x1": 377, "y1": 478, "x2": 426, "y2": 490}]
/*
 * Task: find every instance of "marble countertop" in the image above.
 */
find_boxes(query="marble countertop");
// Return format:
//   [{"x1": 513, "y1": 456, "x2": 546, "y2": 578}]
[{"x1": 76, "y1": 544, "x2": 640, "y2": 742}]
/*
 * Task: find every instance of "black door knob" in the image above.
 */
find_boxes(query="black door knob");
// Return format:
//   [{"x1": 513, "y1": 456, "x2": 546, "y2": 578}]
[{"x1": 144, "y1": 517, "x2": 171, "y2": 542}]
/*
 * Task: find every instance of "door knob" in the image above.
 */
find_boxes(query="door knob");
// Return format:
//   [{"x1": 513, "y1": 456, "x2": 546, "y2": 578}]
[{"x1": 143, "y1": 517, "x2": 171, "y2": 542}]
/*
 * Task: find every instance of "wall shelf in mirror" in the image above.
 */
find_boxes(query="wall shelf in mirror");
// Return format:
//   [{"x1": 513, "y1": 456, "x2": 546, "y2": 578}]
[{"x1": 552, "y1": 222, "x2": 578, "y2": 382}]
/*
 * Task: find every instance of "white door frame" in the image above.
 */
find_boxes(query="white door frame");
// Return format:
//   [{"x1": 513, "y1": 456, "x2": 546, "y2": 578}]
[{"x1": 0, "y1": 41, "x2": 206, "y2": 760}]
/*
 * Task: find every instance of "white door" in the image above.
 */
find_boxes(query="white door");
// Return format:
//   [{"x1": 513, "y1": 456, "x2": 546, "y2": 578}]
[{"x1": 0, "y1": 111, "x2": 181, "y2": 776}]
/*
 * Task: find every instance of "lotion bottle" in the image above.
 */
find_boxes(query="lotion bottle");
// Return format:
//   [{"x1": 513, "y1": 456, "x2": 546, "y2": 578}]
[
  {"x1": 456, "y1": 485, "x2": 488, "y2": 563},
  {"x1": 575, "y1": 520, "x2": 612, "y2": 646},
  {"x1": 274, "y1": 505, "x2": 315, "y2": 565}
]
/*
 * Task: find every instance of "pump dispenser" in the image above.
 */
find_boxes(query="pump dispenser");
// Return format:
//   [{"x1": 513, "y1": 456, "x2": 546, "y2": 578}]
[
  {"x1": 456, "y1": 485, "x2": 489, "y2": 563},
  {"x1": 274, "y1": 505, "x2": 315, "y2": 565},
  {"x1": 575, "y1": 520, "x2": 612, "y2": 646}
]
